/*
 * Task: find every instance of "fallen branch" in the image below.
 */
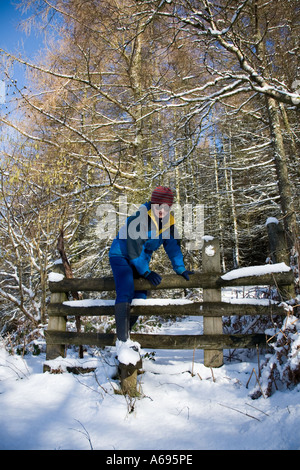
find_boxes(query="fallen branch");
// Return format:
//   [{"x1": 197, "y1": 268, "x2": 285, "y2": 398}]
[{"x1": 218, "y1": 403, "x2": 261, "y2": 421}]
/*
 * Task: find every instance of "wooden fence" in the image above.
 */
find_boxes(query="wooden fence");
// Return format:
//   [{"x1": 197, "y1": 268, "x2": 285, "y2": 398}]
[{"x1": 45, "y1": 236, "x2": 294, "y2": 395}]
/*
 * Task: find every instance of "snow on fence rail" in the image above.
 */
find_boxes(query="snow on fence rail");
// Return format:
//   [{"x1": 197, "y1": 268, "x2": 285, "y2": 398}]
[{"x1": 45, "y1": 237, "x2": 294, "y2": 394}]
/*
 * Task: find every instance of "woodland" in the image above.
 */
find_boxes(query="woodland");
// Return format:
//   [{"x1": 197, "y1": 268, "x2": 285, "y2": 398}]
[{"x1": 0, "y1": 0, "x2": 299, "y2": 340}]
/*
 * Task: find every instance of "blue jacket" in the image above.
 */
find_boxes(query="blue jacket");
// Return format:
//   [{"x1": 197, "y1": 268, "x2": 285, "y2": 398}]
[{"x1": 109, "y1": 201, "x2": 186, "y2": 276}]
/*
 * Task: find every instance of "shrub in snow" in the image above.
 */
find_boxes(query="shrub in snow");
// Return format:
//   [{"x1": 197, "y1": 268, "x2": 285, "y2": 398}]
[{"x1": 251, "y1": 313, "x2": 300, "y2": 399}]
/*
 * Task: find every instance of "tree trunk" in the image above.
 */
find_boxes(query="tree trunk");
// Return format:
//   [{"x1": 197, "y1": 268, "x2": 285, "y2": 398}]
[{"x1": 266, "y1": 96, "x2": 298, "y2": 244}]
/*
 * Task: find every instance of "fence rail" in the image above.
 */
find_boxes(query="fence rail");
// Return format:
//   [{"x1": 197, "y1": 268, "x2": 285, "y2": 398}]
[
  {"x1": 45, "y1": 331, "x2": 267, "y2": 350},
  {"x1": 48, "y1": 271, "x2": 294, "y2": 293},
  {"x1": 47, "y1": 300, "x2": 287, "y2": 318}
]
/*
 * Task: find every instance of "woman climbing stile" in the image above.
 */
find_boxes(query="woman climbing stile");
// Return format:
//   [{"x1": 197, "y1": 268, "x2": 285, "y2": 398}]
[{"x1": 109, "y1": 186, "x2": 194, "y2": 364}]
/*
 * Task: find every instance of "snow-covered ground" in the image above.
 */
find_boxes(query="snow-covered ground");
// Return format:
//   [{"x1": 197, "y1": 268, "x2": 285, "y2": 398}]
[
  {"x1": 1, "y1": 336, "x2": 299, "y2": 451},
  {"x1": 0, "y1": 274, "x2": 299, "y2": 450}
]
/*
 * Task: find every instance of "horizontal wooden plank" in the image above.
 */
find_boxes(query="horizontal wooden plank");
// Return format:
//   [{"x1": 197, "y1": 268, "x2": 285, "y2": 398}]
[
  {"x1": 48, "y1": 272, "x2": 219, "y2": 292},
  {"x1": 48, "y1": 271, "x2": 294, "y2": 293},
  {"x1": 45, "y1": 330, "x2": 267, "y2": 350},
  {"x1": 48, "y1": 303, "x2": 115, "y2": 316},
  {"x1": 45, "y1": 330, "x2": 116, "y2": 348},
  {"x1": 47, "y1": 301, "x2": 286, "y2": 317}
]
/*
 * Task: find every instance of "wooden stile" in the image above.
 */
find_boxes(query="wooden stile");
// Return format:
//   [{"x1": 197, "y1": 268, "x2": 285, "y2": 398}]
[{"x1": 45, "y1": 234, "x2": 294, "y2": 395}]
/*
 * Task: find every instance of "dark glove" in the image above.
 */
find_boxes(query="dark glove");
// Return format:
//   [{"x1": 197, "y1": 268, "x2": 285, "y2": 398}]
[
  {"x1": 181, "y1": 270, "x2": 194, "y2": 281},
  {"x1": 145, "y1": 271, "x2": 162, "y2": 286}
]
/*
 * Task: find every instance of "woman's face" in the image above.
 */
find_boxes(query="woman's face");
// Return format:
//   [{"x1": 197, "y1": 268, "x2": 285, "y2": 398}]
[{"x1": 152, "y1": 203, "x2": 171, "y2": 219}]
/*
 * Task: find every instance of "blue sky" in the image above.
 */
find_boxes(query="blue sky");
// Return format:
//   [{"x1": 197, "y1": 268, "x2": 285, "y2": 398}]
[
  {"x1": 0, "y1": 1, "x2": 39, "y2": 58},
  {"x1": 0, "y1": 1, "x2": 42, "y2": 103}
]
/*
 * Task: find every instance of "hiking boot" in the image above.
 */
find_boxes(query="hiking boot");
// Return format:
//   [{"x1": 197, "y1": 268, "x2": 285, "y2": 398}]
[{"x1": 114, "y1": 302, "x2": 131, "y2": 342}]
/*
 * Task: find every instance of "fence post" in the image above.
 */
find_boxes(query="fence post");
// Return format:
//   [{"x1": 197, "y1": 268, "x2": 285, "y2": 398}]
[
  {"x1": 202, "y1": 238, "x2": 223, "y2": 367},
  {"x1": 45, "y1": 262, "x2": 67, "y2": 362}
]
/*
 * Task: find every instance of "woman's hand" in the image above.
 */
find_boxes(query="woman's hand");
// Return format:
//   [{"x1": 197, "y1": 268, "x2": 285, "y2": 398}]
[
  {"x1": 181, "y1": 270, "x2": 194, "y2": 281},
  {"x1": 144, "y1": 271, "x2": 162, "y2": 286}
]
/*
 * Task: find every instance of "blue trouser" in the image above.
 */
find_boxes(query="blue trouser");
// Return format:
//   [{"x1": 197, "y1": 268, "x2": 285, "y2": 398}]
[
  {"x1": 109, "y1": 256, "x2": 147, "y2": 337},
  {"x1": 109, "y1": 256, "x2": 147, "y2": 304}
]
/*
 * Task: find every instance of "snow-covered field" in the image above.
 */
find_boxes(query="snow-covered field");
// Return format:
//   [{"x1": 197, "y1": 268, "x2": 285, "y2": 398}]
[{"x1": 0, "y1": 268, "x2": 299, "y2": 451}]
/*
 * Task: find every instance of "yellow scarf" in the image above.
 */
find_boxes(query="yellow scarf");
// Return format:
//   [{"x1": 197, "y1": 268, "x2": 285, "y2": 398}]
[{"x1": 148, "y1": 209, "x2": 175, "y2": 236}]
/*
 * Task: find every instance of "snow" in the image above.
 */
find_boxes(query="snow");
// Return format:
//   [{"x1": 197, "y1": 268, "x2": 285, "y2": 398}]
[
  {"x1": 282, "y1": 317, "x2": 300, "y2": 370},
  {"x1": 225, "y1": 298, "x2": 279, "y2": 306},
  {"x1": 205, "y1": 245, "x2": 215, "y2": 257},
  {"x1": 1, "y1": 341, "x2": 299, "y2": 450},
  {"x1": 64, "y1": 299, "x2": 115, "y2": 307},
  {"x1": 48, "y1": 272, "x2": 65, "y2": 282},
  {"x1": 0, "y1": 284, "x2": 299, "y2": 450},
  {"x1": 202, "y1": 235, "x2": 214, "y2": 241},
  {"x1": 221, "y1": 262, "x2": 291, "y2": 281},
  {"x1": 1, "y1": 304, "x2": 300, "y2": 450},
  {"x1": 291, "y1": 93, "x2": 300, "y2": 105},
  {"x1": 63, "y1": 298, "x2": 193, "y2": 307},
  {"x1": 116, "y1": 339, "x2": 141, "y2": 366},
  {"x1": 265, "y1": 217, "x2": 279, "y2": 226}
]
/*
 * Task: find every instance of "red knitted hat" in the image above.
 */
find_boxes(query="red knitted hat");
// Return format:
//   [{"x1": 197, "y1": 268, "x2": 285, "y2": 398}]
[{"x1": 151, "y1": 186, "x2": 174, "y2": 206}]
